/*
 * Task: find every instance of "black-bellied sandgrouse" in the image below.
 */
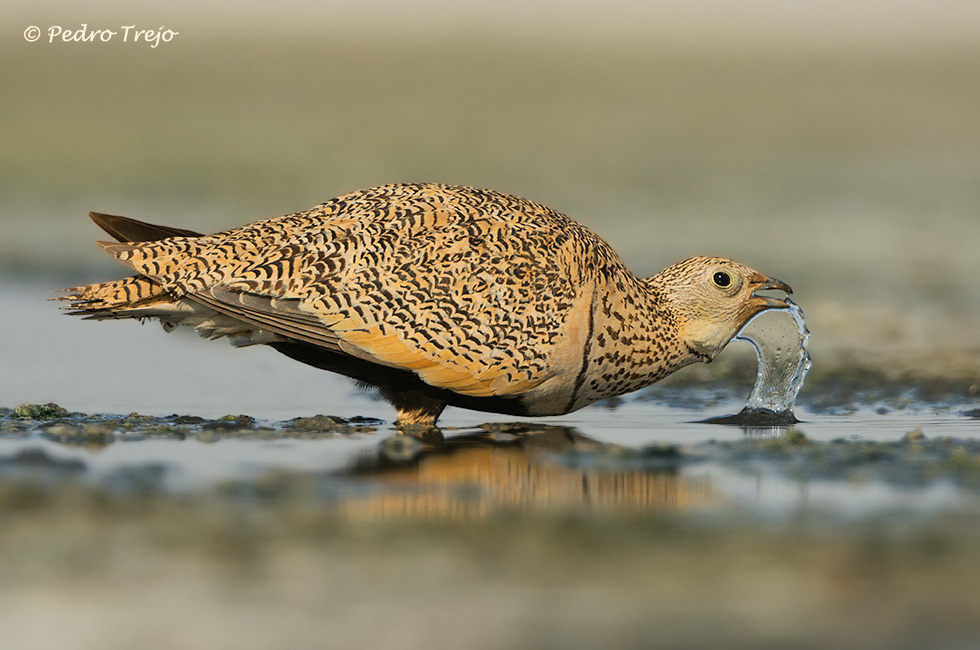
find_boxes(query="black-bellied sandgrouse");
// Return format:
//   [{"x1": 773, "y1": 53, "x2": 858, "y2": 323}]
[{"x1": 61, "y1": 183, "x2": 791, "y2": 425}]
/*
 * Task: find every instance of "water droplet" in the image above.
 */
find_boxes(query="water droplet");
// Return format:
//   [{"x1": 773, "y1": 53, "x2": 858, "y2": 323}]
[{"x1": 732, "y1": 297, "x2": 811, "y2": 417}]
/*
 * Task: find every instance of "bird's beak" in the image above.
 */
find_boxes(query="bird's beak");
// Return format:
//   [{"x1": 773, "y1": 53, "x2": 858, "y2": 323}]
[{"x1": 751, "y1": 275, "x2": 793, "y2": 309}]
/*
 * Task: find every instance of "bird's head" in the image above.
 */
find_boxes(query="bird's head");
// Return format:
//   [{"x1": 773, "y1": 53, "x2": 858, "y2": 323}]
[{"x1": 652, "y1": 256, "x2": 792, "y2": 362}]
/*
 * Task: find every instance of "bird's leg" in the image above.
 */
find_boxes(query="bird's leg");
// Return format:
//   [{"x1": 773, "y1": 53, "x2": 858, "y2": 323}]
[{"x1": 389, "y1": 390, "x2": 446, "y2": 428}]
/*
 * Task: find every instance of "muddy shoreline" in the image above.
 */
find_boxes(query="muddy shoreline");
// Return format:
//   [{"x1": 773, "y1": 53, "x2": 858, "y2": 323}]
[
  {"x1": 2, "y1": 389, "x2": 979, "y2": 650},
  {"x1": 1, "y1": 446, "x2": 980, "y2": 650}
]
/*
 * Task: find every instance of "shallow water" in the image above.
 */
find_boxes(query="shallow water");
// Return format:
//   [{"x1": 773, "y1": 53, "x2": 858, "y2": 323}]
[{"x1": 2, "y1": 404, "x2": 978, "y2": 518}]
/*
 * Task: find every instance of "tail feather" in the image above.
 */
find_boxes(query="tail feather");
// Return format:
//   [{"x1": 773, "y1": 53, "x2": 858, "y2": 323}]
[
  {"x1": 93, "y1": 240, "x2": 200, "y2": 297},
  {"x1": 89, "y1": 212, "x2": 203, "y2": 243},
  {"x1": 58, "y1": 277, "x2": 279, "y2": 346},
  {"x1": 59, "y1": 211, "x2": 278, "y2": 347},
  {"x1": 58, "y1": 275, "x2": 172, "y2": 317},
  {"x1": 59, "y1": 211, "x2": 199, "y2": 318}
]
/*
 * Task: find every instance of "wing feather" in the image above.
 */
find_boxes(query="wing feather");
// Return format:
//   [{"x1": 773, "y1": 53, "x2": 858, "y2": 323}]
[
  {"x1": 85, "y1": 185, "x2": 594, "y2": 399},
  {"x1": 187, "y1": 286, "x2": 529, "y2": 397},
  {"x1": 189, "y1": 290, "x2": 346, "y2": 354}
]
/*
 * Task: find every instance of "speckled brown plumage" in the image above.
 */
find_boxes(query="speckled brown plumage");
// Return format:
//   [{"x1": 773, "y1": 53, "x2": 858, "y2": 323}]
[{"x1": 61, "y1": 183, "x2": 792, "y2": 425}]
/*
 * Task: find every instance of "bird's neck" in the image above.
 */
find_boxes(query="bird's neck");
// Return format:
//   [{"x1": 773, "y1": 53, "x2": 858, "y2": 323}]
[{"x1": 572, "y1": 276, "x2": 698, "y2": 406}]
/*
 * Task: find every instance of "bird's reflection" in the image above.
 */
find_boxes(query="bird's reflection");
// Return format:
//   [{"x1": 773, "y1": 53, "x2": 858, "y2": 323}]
[{"x1": 338, "y1": 424, "x2": 716, "y2": 520}]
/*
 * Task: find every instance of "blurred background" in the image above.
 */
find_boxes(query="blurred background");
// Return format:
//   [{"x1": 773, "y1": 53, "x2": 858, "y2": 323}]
[
  {"x1": 4, "y1": 0, "x2": 980, "y2": 385},
  {"x1": 3, "y1": 3, "x2": 980, "y2": 649}
]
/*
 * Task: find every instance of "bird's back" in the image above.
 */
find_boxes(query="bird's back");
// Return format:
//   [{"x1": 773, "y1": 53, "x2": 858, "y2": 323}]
[{"x1": 82, "y1": 183, "x2": 648, "y2": 412}]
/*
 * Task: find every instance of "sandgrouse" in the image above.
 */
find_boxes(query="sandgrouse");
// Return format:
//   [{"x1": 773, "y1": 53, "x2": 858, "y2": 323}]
[{"x1": 62, "y1": 183, "x2": 791, "y2": 425}]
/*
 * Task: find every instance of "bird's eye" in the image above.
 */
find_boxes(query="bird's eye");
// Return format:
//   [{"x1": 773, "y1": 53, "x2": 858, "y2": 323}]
[{"x1": 712, "y1": 271, "x2": 732, "y2": 288}]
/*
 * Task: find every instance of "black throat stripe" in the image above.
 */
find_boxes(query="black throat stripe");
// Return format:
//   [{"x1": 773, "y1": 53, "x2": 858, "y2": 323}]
[{"x1": 567, "y1": 290, "x2": 598, "y2": 412}]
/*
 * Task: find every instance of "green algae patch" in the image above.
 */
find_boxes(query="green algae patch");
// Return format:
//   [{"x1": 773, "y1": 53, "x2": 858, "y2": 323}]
[
  {"x1": 902, "y1": 428, "x2": 926, "y2": 442},
  {"x1": 288, "y1": 414, "x2": 347, "y2": 431},
  {"x1": 783, "y1": 428, "x2": 809, "y2": 445},
  {"x1": 288, "y1": 414, "x2": 380, "y2": 436},
  {"x1": 756, "y1": 427, "x2": 809, "y2": 451},
  {"x1": 0, "y1": 408, "x2": 383, "y2": 442},
  {"x1": 42, "y1": 423, "x2": 116, "y2": 447},
  {"x1": 203, "y1": 415, "x2": 256, "y2": 431},
  {"x1": 13, "y1": 403, "x2": 70, "y2": 420},
  {"x1": 218, "y1": 414, "x2": 255, "y2": 424}
]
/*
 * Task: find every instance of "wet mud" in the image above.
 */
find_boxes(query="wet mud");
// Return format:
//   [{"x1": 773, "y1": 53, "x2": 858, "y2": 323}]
[{"x1": 2, "y1": 400, "x2": 980, "y2": 650}]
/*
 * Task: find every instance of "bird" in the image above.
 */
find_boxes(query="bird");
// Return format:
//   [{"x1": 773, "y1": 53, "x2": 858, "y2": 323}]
[{"x1": 61, "y1": 182, "x2": 792, "y2": 426}]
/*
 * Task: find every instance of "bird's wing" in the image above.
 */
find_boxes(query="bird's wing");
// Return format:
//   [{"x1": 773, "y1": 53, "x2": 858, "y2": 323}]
[
  {"x1": 94, "y1": 184, "x2": 608, "y2": 398},
  {"x1": 188, "y1": 287, "x2": 347, "y2": 354},
  {"x1": 170, "y1": 284, "x2": 536, "y2": 398}
]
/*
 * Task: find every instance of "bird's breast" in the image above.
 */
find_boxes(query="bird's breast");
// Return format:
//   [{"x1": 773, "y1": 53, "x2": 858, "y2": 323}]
[{"x1": 559, "y1": 287, "x2": 691, "y2": 409}]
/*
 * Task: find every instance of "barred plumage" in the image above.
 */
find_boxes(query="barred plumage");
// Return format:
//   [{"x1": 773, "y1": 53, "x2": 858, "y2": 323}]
[{"x1": 61, "y1": 183, "x2": 792, "y2": 425}]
